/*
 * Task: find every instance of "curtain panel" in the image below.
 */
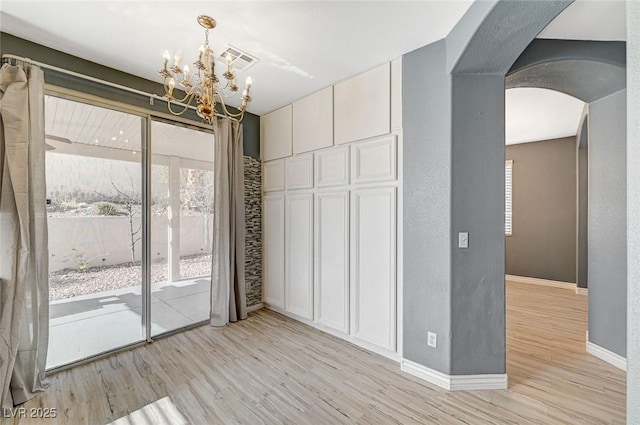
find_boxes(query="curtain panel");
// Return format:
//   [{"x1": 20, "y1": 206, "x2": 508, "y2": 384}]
[
  {"x1": 210, "y1": 118, "x2": 247, "y2": 327},
  {"x1": 0, "y1": 63, "x2": 49, "y2": 408}
]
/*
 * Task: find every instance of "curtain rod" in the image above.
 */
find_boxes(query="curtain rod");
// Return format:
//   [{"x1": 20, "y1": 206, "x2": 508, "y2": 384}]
[{"x1": 1, "y1": 53, "x2": 238, "y2": 123}]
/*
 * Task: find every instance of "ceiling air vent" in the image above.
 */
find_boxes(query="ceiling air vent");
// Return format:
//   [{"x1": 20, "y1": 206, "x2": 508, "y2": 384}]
[{"x1": 217, "y1": 45, "x2": 259, "y2": 72}]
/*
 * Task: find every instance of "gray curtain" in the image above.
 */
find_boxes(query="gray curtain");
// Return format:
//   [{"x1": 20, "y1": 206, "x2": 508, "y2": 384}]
[
  {"x1": 210, "y1": 118, "x2": 247, "y2": 327},
  {"x1": 0, "y1": 63, "x2": 49, "y2": 407}
]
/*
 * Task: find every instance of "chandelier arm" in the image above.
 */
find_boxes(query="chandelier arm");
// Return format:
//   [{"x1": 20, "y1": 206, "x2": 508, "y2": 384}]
[
  {"x1": 165, "y1": 84, "x2": 195, "y2": 104},
  {"x1": 219, "y1": 87, "x2": 240, "y2": 99},
  {"x1": 166, "y1": 91, "x2": 197, "y2": 116},
  {"x1": 216, "y1": 93, "x2": 245, "y2": 119}
]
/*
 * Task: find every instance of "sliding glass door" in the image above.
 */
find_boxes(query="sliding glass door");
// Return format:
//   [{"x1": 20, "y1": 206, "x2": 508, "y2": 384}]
[
  {"x1": 45, "y1": 95, "x2": 145, "y2": 368},
  {"x1": 149, "y1": 120, "x2": 213, "y2": 337},
  {"x1": 44, "y1": 95, "x2": 214, "y2": 368}
]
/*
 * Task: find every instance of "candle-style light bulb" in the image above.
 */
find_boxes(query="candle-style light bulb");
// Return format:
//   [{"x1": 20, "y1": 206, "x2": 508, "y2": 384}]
[
  {"x1": 168, "y1": 77, "x2": 175, "y2": 96},
  {"x1": 246, "y1": 76, "x2": 253, "y2": 89},
  {"x1": 174, "y1": 50, "x2": 182, "y2": 67},
  {"x1": 183, "y1": 64, "x2": 190, "y2": 82},
  {"x1": 162, "y1": 50, "x2": 171, "y2": 63},
  {"x1": 198, "y1": 45, "x2": 205, "y2": 61},
  {"x1": 226, "y1": 53, "x2": 233, "y2": 67}
]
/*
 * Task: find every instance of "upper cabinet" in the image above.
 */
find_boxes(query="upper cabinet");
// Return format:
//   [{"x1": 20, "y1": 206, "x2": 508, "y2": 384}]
[
  {"x1": 261, "y1": 105, "x2": 292, "y2": 161},
  {"x1": 293, "y1": 87, "x2": 334, "y2": 154},
  {"x1": 334, "y1": 63, "x2": 391, "y2": 145}
]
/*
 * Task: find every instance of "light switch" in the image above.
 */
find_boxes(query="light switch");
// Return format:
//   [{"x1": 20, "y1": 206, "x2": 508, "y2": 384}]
[{"x1": 458, "y1": 232, "x2": 469, "y2": 249}]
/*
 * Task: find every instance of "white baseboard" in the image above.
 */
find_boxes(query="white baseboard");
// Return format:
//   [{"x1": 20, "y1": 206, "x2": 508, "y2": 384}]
[
  {"x1": 586, "y1": 338, "x2": 627, "y2": 371},
  {"x1": 247, "y1": 303, "x2": 264, "y2": 313},
  {"x1": 401, "y1": 359, "x2": 508, "y2": 391},
  {"x1": 575, "y1": 287, "x2": 588, "y2": 296},
  {"x1": 506, "y1": 274, "x2": 576, "y2": 291}
]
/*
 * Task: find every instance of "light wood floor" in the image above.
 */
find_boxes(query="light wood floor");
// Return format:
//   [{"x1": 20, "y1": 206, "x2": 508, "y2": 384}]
[{"x1": 4, "y1": 281, "x2": 626, "y2": 424}]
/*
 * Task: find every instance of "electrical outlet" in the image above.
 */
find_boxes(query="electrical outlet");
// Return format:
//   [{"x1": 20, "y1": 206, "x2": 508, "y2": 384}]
[{"x1": 427, "y1": 332, "x2": 437, "y2": 348}]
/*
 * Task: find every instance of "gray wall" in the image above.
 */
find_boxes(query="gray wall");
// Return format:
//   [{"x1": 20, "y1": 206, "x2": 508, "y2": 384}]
[
  {"x1": 576, "y1": 111, "x2": 589, "y2": 289},
  {"x1": 627, "y1": 1, "x2": 640, "y2": 421},
  {"x1": 403, "y1": 40, "x2": 452, "y2": 373},
  {"x1": 506, "y1": 39, "x2": 626, "y2": 103},
  {"x1": 505, "y1": 137, "x2": 577, "y2": 283},
  {"x1": 588, "y1": 89, "x2": 627, "y2": 357},
  {"x1": 403, "y1": 0, "x2": 569, "y2": 377},
  {"x1": 0, "y1": 32, "x2": 261, "y2": 158},
  {"x1": 450, "y1": 73, "x2": 506, "y2": 375}
]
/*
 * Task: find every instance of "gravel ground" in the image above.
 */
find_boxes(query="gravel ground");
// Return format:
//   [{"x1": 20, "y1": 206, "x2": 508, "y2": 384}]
[{"x1": 49, "y1": 254, "x2": 212, "y2": 301}]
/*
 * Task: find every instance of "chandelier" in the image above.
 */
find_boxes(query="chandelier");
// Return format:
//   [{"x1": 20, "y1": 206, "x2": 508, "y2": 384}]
[{"x1": 158, "y1": 15, "x2": 253, "y2": 124}]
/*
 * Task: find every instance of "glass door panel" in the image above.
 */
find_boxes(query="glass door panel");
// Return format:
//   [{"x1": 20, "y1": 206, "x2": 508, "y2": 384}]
[
  {"x1": 45, "y1": 95, "x2": 145, "y2": 368},
  {"x1": 149, "y1": 120, "x2": 213, "y2": 336}
]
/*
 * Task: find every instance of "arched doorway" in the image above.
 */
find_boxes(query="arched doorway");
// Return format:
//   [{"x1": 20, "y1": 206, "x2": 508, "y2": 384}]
[{"x1": 402, "y1": 0, "x2": 636, "y2": 421}]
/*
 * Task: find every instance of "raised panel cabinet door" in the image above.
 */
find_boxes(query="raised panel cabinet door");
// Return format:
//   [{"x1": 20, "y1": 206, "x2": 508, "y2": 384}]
[
  {"x1": 285, "y1": 193, "x2": 314, "y2": 319},
  {"x1": 352, "y1": 135, "x2": 397, "y2": 184},
  {"x1": 263, "y1": 194, "x2": 285, "y2": 308},
  {"x1": 286, "y1": 154, "x2": 314, "y2": 190},
  {"x1": 263, "y1": 159, "x2": 285, "y2": 192},
  {"x1": 351, "y1": 187, "x2": 396, "y2": 351},
  {"x1": 334, "y1": 63, "x2": 391, "y2": 145},
  {"x1": 293, "y1": 86, "x2": 334, "y2": 154},
  {"x1": 261, "y1": 105, "x2": 293, "y2": 161},
  {"x1": 315, "y1": 191, "x2": 349, "y2": 334},
  {"x1": 315, "y1": 146, "x2": 349, "y2": 188}
]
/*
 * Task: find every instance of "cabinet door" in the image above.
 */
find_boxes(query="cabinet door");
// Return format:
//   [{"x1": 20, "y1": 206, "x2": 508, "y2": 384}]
[
  {"x1": 263, "y1": 159, "x2": 285, "y2": 192},
  {"x1": 286, "y1": 154, "x2": 314, "y2": 190},
  {"x1": 351, "y1": 187, "x2": 396, "y2": 351},
  {"x1": 263, "y1": 194, "x2": 285, "y2": 308},
  {"x1": 315, "y1": 146, "x2": 349, "y2": 188},
  {"x1": 293, "y1": 87, "x2": 334, "y2": 154},
  {"x1": 315, "y1": 191, "x2": 349, "y2": 334},
  {"x1": 352, "y1": 135, "x2": 397, "y2": 184},
  {"x1": 334, "y1": 63, "x2": 391, "y2": 144},
  {"x1": 285, "y1": 193, "x2": 314, "y2": 319},
  {"x1": 261, "y1": 105, "x2": 292, "y2": 161}
]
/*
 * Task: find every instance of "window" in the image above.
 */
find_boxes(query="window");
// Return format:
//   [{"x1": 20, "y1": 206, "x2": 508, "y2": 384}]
[{"x1": 505, "y1": 160, "x2": 513, "y2": 236}]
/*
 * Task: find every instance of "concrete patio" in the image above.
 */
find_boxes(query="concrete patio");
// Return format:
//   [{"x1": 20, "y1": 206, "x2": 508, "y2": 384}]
[{"x1": 48, "y1": 277, "x2": 210, "y2": 369}]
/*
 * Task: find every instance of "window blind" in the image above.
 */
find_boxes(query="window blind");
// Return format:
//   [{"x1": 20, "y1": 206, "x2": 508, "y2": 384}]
[{"x1": 505, "y1": 160, "x2": 513, "y2": 236}]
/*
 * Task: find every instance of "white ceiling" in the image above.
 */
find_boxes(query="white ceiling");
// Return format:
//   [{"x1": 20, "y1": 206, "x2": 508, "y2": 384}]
[
  {"x1": 537, "y1": 0, "x2": 627, "y2": 41},
  {"x1": 506, "y1": 88, "x2": 585, "y2": 145},
  {"x1": 0, "y1": 0, "x2": 624, "y2": 147},
  {"x1": 0, "y1": 1, "x2": 473, "y2": 116}
]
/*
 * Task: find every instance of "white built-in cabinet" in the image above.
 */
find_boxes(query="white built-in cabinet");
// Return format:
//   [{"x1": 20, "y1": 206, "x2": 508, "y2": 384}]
[
  {"x1": 315, "y1": 190, "x2": 350, "y2": 334},
  {"x1": 261, "y1": 105, "x2": 292, "y2": 161},
  {"x1": 263, "y1": 159, "x2": 285, "y2": 192},
  {"x1": 293, "y1": 87, "x2": 333, "y2": 154},
  {"x1": 262, "y1": 135, "x2": 398, "y2": 356},
  {"x1": 285, "y1": 193, "x2": 314, "y2": 319},
  {"x1": 261, "y1": 59, "x2": 401, "y2": 358},
  {"x1": 351, "y1": 187, "x2": 396, "y2": 351},
  {"x1": 286, "y1": 154, "x2": 314, "y2": 190},
  {"x1": 334, "y1": 63, "x2": 391, "y2": 145},
  {"x1": 263, "y1": 194, "x2": 285, "y2": 308}
]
